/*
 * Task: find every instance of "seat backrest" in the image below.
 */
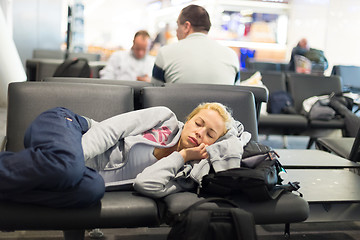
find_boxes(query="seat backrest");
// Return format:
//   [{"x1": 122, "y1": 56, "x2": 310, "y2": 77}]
[
  {"x1": 35, "y1": 60, "x2": 60, "y2": 81},
  {"x1": 260, "y1": 72, "x2": 287, "y2": 94},
  {"x1": 240, "y1": 70, "x2": 286, "y2": 94},
  {"x1": 286, "y1": 73, "x2": 342, "y2": 113},
  {"x1": 332, "y1": 65, "x2": 360, "y2": 92},
  {"x1": 141, "y1": 86, "x2": 258, "y2": 141},
  {"x1": 32, "y1": 49, "x2": 101, "y2": 62},
  {"x1": 164, "y1": 83, "x2": 267, "y2": 121},
  {"x1": 43, "y1": 77, "x2": 154, "y2": 110},
  {"x1": 249, "y1": 61, "x2": 282, "y2": 72},
  {"x1": 6, "y1": 82, "x2": 134, "y2": 152},
  {"x1": 32, "y1": 49, "x2": 65, "y2": 59},
  {"x1": 68, "y1": 52, "x2": 101, "y2": 61},
  {"x1": 26, "y1": 59, "x2": 106, "y2": 81},
  {"x1": 239, "y1": 70, "x2": 257, "y2": 81}
]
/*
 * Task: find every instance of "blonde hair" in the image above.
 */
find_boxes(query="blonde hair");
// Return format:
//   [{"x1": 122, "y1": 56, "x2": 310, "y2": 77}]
[{"x1": 186, "y1": 102, "x2": 233, "y2": 135}]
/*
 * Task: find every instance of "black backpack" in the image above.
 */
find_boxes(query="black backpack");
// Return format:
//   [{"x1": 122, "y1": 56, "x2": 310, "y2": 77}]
[
  {"x1": 200, "y1": 141, "x2": 301, "y2": 202},
  {"x1": 167, "y1": 198, "x2": 258, "y2": 240},
  {"x1": 267, "y1": 90, "x2": 296, "y2": 114},
  {"x1": 53, "y1": 58, "x2": 91, "y2": 78}
]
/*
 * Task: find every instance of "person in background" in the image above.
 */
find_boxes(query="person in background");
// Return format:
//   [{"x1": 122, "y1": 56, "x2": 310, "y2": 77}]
[
  {"x1": 151, "y1": 5, "x2": 240, "y2": 85},
  {"x1": 288, "y1": 38, "x2": 310, "y2": 71},
  {"x1": 100, "y1": 30, "x2": 155, "y2": 82},
  {"x1": 288, "y1": 38, "x2": 328, "y2": 74}
]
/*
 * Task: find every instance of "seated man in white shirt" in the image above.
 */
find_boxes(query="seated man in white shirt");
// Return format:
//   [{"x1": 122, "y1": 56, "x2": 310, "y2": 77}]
[
  {"x1": 100, "y1": 30, "x2": 155, "y2": 82},
  {"x1": 152, "y1": 5, "x2": 240, "y2": 85}
]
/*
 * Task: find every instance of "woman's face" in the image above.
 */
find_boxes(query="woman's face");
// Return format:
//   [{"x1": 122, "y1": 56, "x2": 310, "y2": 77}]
[{"x1": 178, "y1": 109, "x2": 226, "y2": 150}]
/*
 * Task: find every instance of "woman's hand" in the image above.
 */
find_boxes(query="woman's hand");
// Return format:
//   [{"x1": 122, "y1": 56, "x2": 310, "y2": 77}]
[{"x1": 179, "y1": 143, "x2": 209, "y2": 163}]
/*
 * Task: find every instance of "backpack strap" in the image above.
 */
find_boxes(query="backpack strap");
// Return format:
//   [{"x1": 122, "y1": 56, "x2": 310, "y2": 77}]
[
  {"x1": 278, "y1": 181, "x2": 302, "y2": 197},
  {"x1": 243, "y1": 181, "x2": 302, "y2": 201}
]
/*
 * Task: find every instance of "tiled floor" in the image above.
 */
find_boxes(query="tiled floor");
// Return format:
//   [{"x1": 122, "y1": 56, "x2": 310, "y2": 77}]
[{"x1": 1, "y1": 222, "x2": 360, "y2": 239}]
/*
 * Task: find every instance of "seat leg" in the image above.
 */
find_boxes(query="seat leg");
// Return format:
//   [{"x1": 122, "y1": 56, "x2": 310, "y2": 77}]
[
  {"x1": 63, "y1": 230, "x2": 85, "y2": 240},
  {"x1": 284, "y1": 223, "x2": 290, "y2": 239},
  {"x1": 88, "y1": 228, "x2": 104, "y2": 238},
  {"x1": 282, "y1": 135, "x2": 289, "y2": 149}
]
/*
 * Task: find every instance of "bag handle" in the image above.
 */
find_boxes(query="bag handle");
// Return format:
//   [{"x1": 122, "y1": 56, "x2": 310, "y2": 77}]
[
  {"x1": 183, "y1": 197, "x2": 239, "y2": 214},
  {"x1": 180, "y1": 198, "x2": 252, "y2": 240}
]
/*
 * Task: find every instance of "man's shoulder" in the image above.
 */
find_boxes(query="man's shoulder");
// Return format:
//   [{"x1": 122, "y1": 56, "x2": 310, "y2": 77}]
[{"x1": 158, "y1": 41, "x2": 180, "y2": 54}]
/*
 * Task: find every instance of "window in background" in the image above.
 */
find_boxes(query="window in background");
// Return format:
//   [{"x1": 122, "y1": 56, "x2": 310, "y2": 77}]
[{"x1": 214, "y1": 10, "x2": 287, "y2": 44}]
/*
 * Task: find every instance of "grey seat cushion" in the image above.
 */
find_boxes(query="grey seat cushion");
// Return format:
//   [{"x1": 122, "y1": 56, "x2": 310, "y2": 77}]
[
  {"x1": 43, "y1": 77, "x2": 154, "y2": 110},
  {"x1": 309, "y1": 118, "x2": 345, "y2": 129}
]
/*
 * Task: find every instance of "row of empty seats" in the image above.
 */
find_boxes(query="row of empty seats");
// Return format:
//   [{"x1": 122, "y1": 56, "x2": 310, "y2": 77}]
[{"x1": 241, "y1": 70, "x2": 345, "y2": 148}]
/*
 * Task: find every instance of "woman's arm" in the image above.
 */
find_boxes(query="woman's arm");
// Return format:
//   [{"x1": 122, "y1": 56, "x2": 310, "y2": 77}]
[
  {"x1": 133, "y1": 144, "x2": 208, "y2": 198},
  {"x1": 82, "y1": 106, "x2": 176, "y2": 160},
  {"x1": 133, "y1": 151, "x2": 185, "y2": 198}
]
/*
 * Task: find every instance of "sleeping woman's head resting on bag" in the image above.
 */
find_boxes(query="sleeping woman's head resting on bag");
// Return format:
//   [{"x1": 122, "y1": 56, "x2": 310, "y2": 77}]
[
  {"x1": 155, "y1": 102, "x2": 234, "y2": 163},
  {"x1": 134, "y1": 102, "x2": 251, "y2": 198}
]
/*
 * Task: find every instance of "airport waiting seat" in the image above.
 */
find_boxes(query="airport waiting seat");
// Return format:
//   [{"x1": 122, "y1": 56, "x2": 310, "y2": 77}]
[
  {"x1": 316, "y1": 126, "x2": 360, "y2": 162},
  {"x1": 287, "y1": 74, "x2": 344, "y2": 131},
  {"x1": 164, "y1": 82, "x2": 268, "y2": 121},
  {"x1": 1, "y1": 82, "x2": 165, "y2": 240},
  {"x1": 43, "y1": 77, "x2": 154, "y2": 110},
  {"x1": 26, "y1": 59, "x2": 106, "y2": 81},
  {"x1": 286, "y1": 73, "x2": 345, "y2": 147},
  {"x1": 0, "y1": 82, "x2": 309, "y2": 239},
  {"x1": 240, "y1": 71, "x2": 308, "y2": 143},
  {"x1": 240, "y1": 70, "x2": 287, "y2": 94},
  {"x1": 332, "y1": 65, "x2": 360, "y2": 92},
  {"x1": 4, "y1": 82, "x2": 132, "y2": 152},
  {"x1": 141, "y1": 85, "x2": 309, "y2": 236},
  {"x1": 33, "y1": 49, "x2": 101, "y2": 61}
]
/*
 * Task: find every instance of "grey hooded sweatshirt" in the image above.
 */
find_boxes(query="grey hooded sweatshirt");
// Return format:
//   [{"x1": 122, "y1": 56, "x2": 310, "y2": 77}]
[{"x1": 81, "y1": 106, "x2": 251, "y2": 198}]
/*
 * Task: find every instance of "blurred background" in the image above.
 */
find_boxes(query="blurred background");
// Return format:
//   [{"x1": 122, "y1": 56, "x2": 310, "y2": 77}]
[{"x1": 1, "y1": 0, "x2": 360, "y2": 75}]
